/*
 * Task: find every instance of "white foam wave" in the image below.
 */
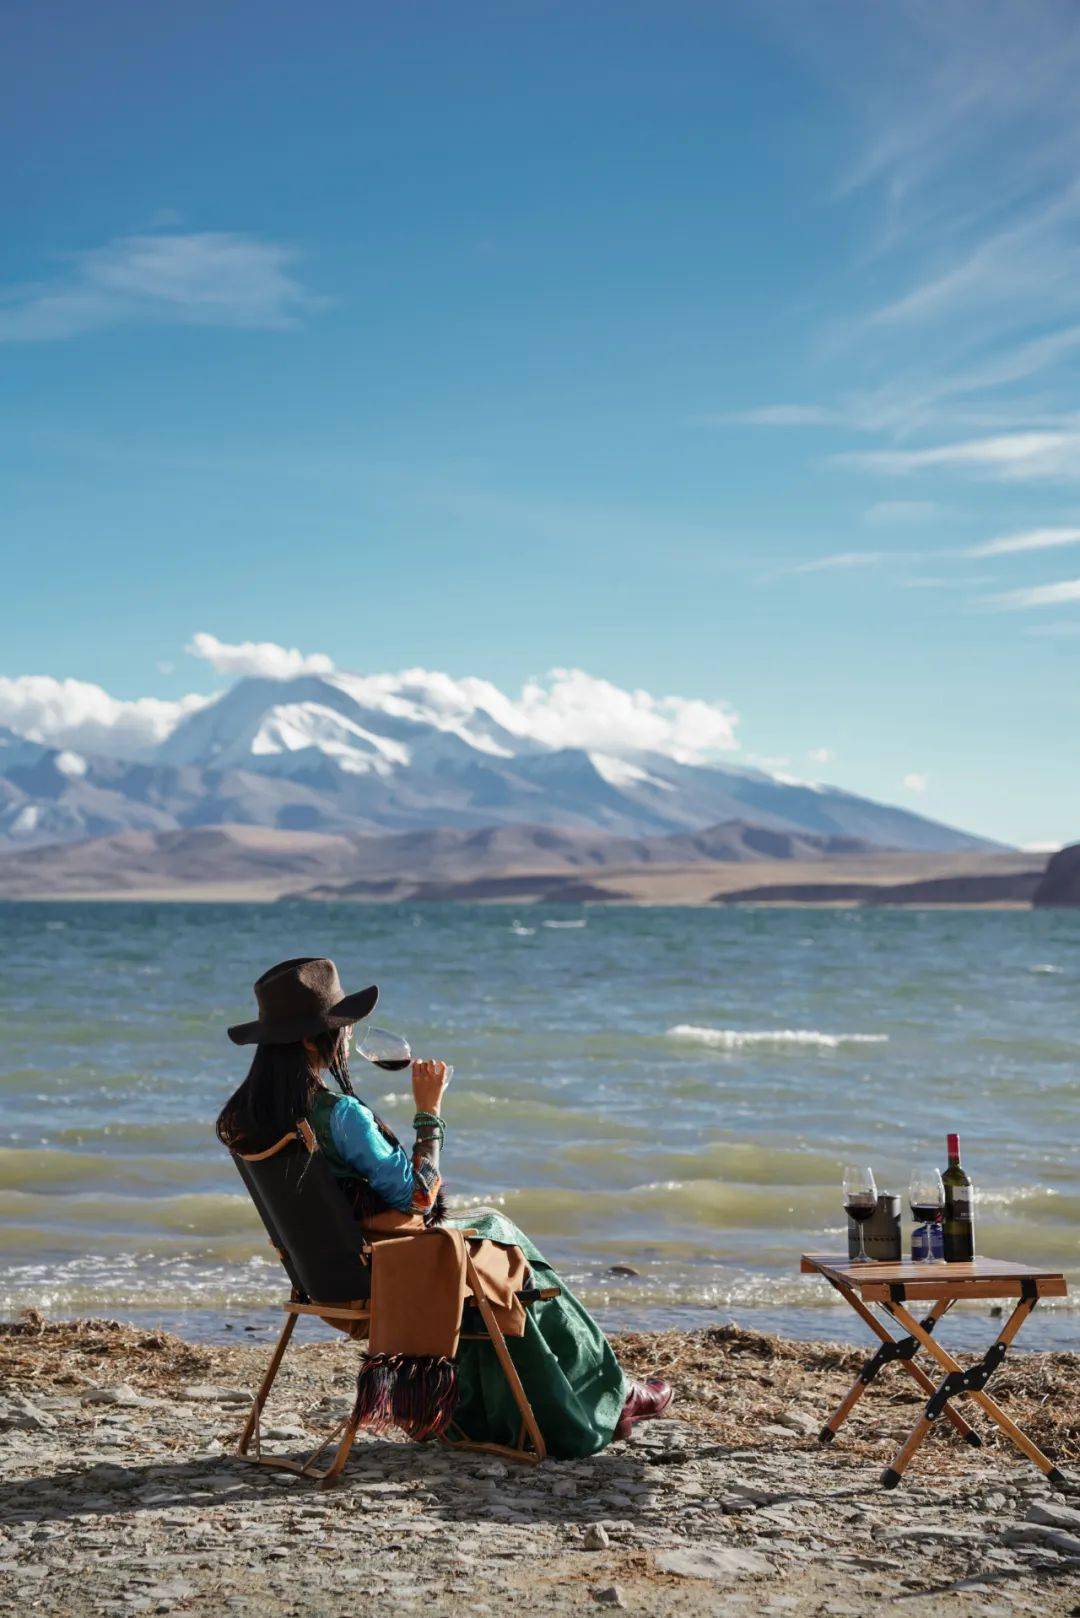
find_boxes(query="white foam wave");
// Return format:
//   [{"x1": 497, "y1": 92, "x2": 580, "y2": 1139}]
[
  {"x1": 542, "y1": 919, "x2": 587, "y2": 929},
  {"x1": 1030, "y1": 963, "x2": 1064, "y2": 975},
  {"x1": 667, "y1": 1024, "x2": 889, "y2": 1051},
  {"x1": 977, "y1": 1185, "x2": 1059, "y2": 1208}
]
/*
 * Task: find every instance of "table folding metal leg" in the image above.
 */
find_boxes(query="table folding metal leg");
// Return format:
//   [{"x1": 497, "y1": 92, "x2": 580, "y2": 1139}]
[
  {"x1": 818, "y1": 1283, "x2": 981, "y2": 1449},
  {"x1": 881, "y1": 1287, "x2": 1066, "y2": 1490}
]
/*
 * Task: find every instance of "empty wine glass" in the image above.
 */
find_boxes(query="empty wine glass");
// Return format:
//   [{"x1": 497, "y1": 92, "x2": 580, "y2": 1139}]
[
  {"x1": 842, "y1": 1164, "x2": 878, "y2": 1264},
  {"x1": 908, "y1": 1166, "x2": 945, "y2": 1263},
  {"x1": 353, "y1": 1024, "x2": 453, "y2": 1085}
]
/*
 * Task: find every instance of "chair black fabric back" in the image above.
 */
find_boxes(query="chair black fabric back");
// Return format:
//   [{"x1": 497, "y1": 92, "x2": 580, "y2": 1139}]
[{"x1": 232, "y1": 1139, "x2": 371, "y2": 1303}]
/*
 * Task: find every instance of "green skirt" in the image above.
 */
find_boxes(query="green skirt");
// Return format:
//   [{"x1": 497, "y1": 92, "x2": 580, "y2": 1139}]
[{"x1": 444, "y1": 1212, "x2": 626, "y2": 1459}]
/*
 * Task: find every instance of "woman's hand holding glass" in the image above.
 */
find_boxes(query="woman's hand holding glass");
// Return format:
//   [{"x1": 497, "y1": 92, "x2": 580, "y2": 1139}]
[
  {"x1": 352, "y1": 1023, "x2": 452, "y2": 1112},
  {"x1": 411, "y1": 1058, "x2": 451, "y2": 1114}
]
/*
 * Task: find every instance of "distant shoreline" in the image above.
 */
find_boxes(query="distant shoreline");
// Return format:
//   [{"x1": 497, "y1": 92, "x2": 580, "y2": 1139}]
[
  {"x1": 0, "y1": 837, "x2": 1052, "y2": 905},
  {"x1": 0, "y1": 890, "x2": 1041, "y2": 907}
]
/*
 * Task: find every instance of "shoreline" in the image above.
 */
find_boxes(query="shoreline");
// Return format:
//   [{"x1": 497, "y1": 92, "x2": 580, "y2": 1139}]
[
  {"x1": 5, "y1": 1297, "x2": 1077, "y2": 1355},
  {"x1": 0, "y1": 843, "x2": 1048, "y2": 906},
  {"x1": 2, "y1": 1314, "x2": 1077, "y2": 1616},
  {"x1": 0, "y1": 890, "x2": 1043, "y2": 907}
]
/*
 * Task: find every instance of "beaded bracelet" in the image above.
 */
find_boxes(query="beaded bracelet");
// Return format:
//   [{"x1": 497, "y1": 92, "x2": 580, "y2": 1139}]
[{"x1": 413, "y1": 1110, "x2": 446, "y2": 1142}]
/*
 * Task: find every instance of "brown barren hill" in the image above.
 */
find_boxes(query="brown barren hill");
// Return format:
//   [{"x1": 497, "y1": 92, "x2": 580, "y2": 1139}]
[{"x1": 1033, "y1": 842, "x2": 1080, "y2": 906}]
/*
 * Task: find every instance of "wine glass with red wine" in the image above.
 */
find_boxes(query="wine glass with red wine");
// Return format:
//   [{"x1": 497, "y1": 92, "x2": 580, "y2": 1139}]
[
  {"x1": 354, "y1": 1025, "x2": 413, "y2": 1072},
  {"x1": 842, "y1": 1164, "x2": 877, "y2": 1264},
  {"x1": 353, "y1": 1025, "x2": 454, "y2": 1086},
  {"x1": 908, "y1": 1166, "x2": 945, "y2": 1262}
]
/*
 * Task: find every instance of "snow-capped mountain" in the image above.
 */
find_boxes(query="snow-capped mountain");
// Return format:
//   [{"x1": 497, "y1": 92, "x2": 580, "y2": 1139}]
[{"x1": 0, "y1": 673, "x2": 998, "y2": 852}]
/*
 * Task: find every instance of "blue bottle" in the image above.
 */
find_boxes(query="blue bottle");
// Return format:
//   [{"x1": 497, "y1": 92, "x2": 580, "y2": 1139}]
[
  {"x1": 929, "y1": 1219, "x2": 944, "y2": 1262},
  {"x1": 911, "y1": 1222, "x2": 930, "y2": 1262}
]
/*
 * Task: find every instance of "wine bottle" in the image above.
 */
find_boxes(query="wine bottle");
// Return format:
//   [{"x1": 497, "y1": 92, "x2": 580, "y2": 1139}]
[{"x1": 942, "y1": 1132, "x2": 975, "y2": 1262}]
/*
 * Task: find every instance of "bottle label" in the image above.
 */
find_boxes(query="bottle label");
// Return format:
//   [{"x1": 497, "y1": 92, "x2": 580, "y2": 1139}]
[{"x1": 950, "y1": 1189, "x2": 973, "y2": 1218}]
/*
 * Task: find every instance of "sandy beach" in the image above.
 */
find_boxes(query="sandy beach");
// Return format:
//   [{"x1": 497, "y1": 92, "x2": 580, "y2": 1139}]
[{"x1": 2, "y1": 1314, "x2": 1077, "y2": 1617}]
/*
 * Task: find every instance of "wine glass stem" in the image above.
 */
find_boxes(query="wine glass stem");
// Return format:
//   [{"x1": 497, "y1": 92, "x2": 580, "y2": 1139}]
[{"x1": 857, "y1": 1222, "x2": 867, "y2": 1262}]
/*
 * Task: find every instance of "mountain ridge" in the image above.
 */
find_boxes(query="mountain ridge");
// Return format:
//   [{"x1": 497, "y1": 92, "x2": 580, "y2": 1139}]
[
  {"x1": 0, "y1": 819, "x2": 1038, "y2": 902},
  {"x1": 0, "y1": 671, "x2": 1002, "y2": 854}
]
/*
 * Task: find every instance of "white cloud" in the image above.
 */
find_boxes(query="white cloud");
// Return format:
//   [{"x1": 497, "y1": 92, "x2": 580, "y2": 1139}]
[
  {"x1": 361, "y1": 666, "x2": 742, "y2": 763},
  {"x1": 982, "y1": 578, "x2": 1080, "y2": 610},
  {"x1": 902, "y1": 772, "x2": 928, "y2": 793},
  {"x1": 745, "y1": 8, "x2": 1080, "y2": 475},
  {"x1": 0, "y1": 231, "x2": 319, "y2": 342},
  {"x1": 0, "y1": 676, "x2": 208, "y2": 759},
  {"x1": 783, "y1": 551, "x2": 887, "y2": 575},
  {"x1": 186, "y1": 632, "x2": 335, "y2": 679},
  {"x1": 0, "y1": 650, "x2": 741, "y2": 768},
  {"x1": 838, "y1": 432, "x2": 1080, "y2": 481},
  {"x1": 807, "y1": 747, "x2": 834, "y2": 764},
  {"x1": 967, "y1": 526, "x2": 1080, "y2": 557},
  {"x1": 508, "y1": 669, "x2": 739, "y2": 762}
]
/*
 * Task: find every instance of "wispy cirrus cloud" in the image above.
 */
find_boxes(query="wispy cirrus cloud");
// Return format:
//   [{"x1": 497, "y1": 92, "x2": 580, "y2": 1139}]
[
  {"x1": 982, "y1": 578, "x2": 1080, "y2": 610},
  {"x1": 837, "y1": 432, "x2": 1080, "y2": 481},
  {"x1": 966, "y1": 526, "x2": 1080, "y2": 557},
  {"x1": 778, "y1": 550, "x2": 887, "y2": 577},
  {"x1": 737, "y1": 5, "x2": 1080, "y2": 482},
  {"x1": 0, "y1": 231, "x2": 321, "y2": 342}
]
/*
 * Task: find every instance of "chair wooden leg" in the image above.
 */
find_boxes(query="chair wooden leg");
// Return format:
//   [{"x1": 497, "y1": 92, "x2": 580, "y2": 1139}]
[
  {"x1": 234, "y1": 1308, "x2": 362, "y2": 1485},
  {"x1": 441, "y1": 1253, "x2": 547, "y2": 1464},
  {"x1": 234, "y1": 1261, "x2": 552, "y2": 1484},
  {"x1": 237, "y1": 1311, "x2": 297, "y2": 1459}
]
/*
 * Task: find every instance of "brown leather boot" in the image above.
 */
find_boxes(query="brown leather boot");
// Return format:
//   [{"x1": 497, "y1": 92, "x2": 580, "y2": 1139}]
[{"x1": 614, "y1": 1377, "x2": 674, "y2": 1439}]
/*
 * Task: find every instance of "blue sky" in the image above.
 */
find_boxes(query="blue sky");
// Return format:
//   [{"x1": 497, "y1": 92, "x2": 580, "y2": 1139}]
[{"x1": 3, "y1": 1, "x2": 1079, "y2": 846}]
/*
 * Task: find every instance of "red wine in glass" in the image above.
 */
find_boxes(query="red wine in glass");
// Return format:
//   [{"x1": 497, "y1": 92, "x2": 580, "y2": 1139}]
[
  {"x1": 355, "y1": 1025, "x2": 413, "y2": 1072},
  {"x1": 908, "y1": 1167, "x2": 945, "y2": 1263},
  {"x1": 353, "y1": 1025, "x2": 454, "y2": 1084},
  {"x1": 842, "y1": 1164, "x2": 877, "y2": 1263}
]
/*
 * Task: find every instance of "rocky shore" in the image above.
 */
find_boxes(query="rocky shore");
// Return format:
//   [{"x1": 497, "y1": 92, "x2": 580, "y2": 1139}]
[{"x1": 1, "y1": 1315, "x2": 1077, "y2": 1617}]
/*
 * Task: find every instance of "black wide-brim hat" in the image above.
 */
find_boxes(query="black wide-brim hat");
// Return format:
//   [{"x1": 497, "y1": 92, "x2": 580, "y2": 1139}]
[{"x1": 227, "y1": 956, "x2": 378, "y2": 1046}]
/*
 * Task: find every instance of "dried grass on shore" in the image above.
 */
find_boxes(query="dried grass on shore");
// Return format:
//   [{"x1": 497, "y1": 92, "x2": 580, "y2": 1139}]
[{"x1": 3, "y1": 1311, "x2": 1076, "y2": 1471}]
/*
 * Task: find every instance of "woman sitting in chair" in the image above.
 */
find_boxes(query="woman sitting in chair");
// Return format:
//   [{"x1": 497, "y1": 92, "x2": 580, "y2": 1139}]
[{"x1": 216, "y1": 956, "x2": 672, "y2": 1459}]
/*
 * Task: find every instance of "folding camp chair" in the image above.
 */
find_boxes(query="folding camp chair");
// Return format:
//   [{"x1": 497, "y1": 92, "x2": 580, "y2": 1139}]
[{"x1": 230, "y1": 1123, "x2": 550, "y2": 1484}]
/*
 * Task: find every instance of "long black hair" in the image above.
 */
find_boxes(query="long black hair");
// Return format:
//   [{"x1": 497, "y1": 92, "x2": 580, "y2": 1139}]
[{"x1": 215, "y1": 1026, "x2": 354, "y2": 1151}]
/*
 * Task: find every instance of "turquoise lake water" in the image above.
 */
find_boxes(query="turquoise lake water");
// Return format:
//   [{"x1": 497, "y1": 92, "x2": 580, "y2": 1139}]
[{"x1": 1, "y1": 901, "x2": 1077, "y2": 1349}]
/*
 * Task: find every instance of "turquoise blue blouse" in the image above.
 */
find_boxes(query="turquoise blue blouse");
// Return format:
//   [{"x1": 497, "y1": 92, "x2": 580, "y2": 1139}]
[{"x1": 307, "y1": 1090, "x2": 414, "y2": 1212}]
